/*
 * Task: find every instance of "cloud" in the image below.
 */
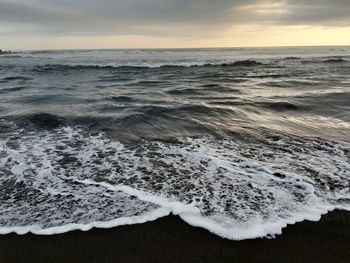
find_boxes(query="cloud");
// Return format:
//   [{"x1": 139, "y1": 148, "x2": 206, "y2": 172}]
[
  {"x1": 0, "y1": 0, "x2": 349, "y2": 37},
  {"x1": 0, "y1": 0, "x2": 252, "y2": 36},
  {"x1": 281, "y1": 0, "x2": 350, "y2": 26}
]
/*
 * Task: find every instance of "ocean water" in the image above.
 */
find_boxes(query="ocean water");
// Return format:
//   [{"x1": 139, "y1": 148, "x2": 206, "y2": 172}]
[{"x1": 0, "y1": 47, "x2": 349, "y2": 239}]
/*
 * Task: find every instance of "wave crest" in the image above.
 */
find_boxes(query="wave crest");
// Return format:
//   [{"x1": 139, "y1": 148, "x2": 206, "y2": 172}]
[{"x1": 33, "y1": 60, "x2": 263, "y2": 72}]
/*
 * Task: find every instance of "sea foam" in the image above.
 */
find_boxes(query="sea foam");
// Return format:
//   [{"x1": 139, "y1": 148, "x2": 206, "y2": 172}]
[{"x1": 0, "y1": 122, "x2": 349, "y2": 239}]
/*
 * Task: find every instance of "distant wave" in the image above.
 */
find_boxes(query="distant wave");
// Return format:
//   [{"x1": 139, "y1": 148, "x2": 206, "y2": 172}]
[
  {"x1": 323, "y1": 58, "x2": 349, "y2": 63},
  {"x1": 0, "y1": 86, "x2": 28, "y2": 94},
  {"x1": 301, "y1": 57, "x2": 350, "y2": 64},
  {"x1": 33, "y1": 60, "x2": 263, "y2": 71},
  {"x1": 30, "y1": 58, "x2": 349, "y2": 73},
  {"x1": 0, "y1": 55, "x2": 23, "y2": 59},
  {"x1": 0, "y1": 76, "x2": 32, "y2": 82}
]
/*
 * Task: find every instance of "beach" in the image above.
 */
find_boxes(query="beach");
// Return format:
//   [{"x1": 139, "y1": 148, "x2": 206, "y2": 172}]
[
  {"x1": 0, "y1": 210, "x2": 349, "y2": 263},
  {"x1": 1, "y1": 0, "x2": 350, "y2": 261}
]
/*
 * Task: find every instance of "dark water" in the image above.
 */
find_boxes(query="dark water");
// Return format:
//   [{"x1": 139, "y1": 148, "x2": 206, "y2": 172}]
[{"x1": 0, "y1": 47, "x2": 349, "y2": 239}]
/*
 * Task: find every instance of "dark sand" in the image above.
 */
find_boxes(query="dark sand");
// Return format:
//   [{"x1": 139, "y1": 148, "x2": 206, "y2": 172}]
[{"x1": 0, "y1": 210, "x2": 349, "y2": 263}]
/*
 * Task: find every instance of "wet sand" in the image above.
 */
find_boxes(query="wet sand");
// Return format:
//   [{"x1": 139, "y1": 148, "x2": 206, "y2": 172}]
[{"x1": 0, "y1": 210, "x2": 349, "y2": 263}]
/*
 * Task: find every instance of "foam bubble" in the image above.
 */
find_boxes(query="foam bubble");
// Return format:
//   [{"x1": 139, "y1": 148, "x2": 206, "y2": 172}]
[{"x1": 0, "y1": 121, "x2": 349, "y2": 239}]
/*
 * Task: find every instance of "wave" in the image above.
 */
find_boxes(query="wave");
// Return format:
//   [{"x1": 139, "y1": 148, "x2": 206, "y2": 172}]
[
  {"x1": 166, "y1": 88, "x2": 204, "y2": 96},
  {"x1": 32, "y1": 60, "x2": 263, "y2": 72},
  {"x1": 0, "y1": 76, "x2": 32, "y2": 82},
  {"x1": 300, "y1": 57, "x2": 350, "y2": 65},
  {"x1": 30, "y1": 57, "x2": 350, "y2": 73},
  {"x1": 130, "y1": 105, "x2": 236, "y2": 119},
  {"x1": 22, "y1": 113, "x2": 65, "y2": 129},
  {"x1": 0, "y1": 86, "x2": 28, "y2": 94},
  {"x1": 219, "y1": 60, "x2": 262, "y2": 67},
  {"x1": 106, "y1": 96, "x2": 138, "y2": 103},
  {"x1": 257, "y1": 102, "x2": 307, "y2": 112},
  {"x1": 0, "y1": 55, "x2": 23, "y2": 59},
  {"x1": 0, "y1": 121, "x2": 349, "y2": 239},
  {"x1": 323, "y1": 58, "x2": 349, "y2": 63}
]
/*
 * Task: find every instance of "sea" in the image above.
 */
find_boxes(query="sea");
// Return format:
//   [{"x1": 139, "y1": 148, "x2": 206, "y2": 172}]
[{"x1": 0, "y1": 47, "x2": 349, "y2": 240}]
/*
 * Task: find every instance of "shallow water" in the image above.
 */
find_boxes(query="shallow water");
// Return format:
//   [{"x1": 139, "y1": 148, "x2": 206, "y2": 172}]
[{"x1": 0, "y1": 47, "x2": 349, "y2": 239}]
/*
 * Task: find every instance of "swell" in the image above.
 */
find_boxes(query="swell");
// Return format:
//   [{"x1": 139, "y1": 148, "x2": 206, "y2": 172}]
[
  {"x1": 93, "y1": 104, "x2": 237, "y2": 119},
  {"x1": 322, "y1": 58, "x2": 349, "y2": 63},
  {"x1": 29, "y1": 60, "x2": 348, "y2": 75},
  {"x1": 6, "y1": 109, "x2": 230, "y2": 139},
  {"x1": 301, "y1": 57, "x2": 350, "y2": 64},
  {"x1": 19, "y1": 113, "x2": 65, "y2": 129},
  {"x1": 32, "y1": 60, "x2": 263, "y2": 72},
  {"x1": 0, "y1": 86, "x2": 28, "y2": 94},
  {"x1": 0, "y1": 76, "x2": 32, "y2": 82},
  {"x1": 131, "y1": 105, "x2": 237, "y2": 119},
  {"x1": 256, "y1": 101, "x2": 308, "y2": 112}
]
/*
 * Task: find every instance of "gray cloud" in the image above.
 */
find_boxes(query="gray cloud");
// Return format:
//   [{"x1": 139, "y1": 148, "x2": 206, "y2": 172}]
[
  {"x1": 0, "y1": 0, "x2": 247, "y2": 36},
  {"x1": 0, "y1": 0, "x2": 349, "y2": 37},
  {"x1": 281, "y1": 0, "x2": 350, "y2": 26}
]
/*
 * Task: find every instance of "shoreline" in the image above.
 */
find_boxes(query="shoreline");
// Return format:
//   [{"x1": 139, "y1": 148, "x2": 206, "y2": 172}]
[{"x1": 0, "y1": 210, "x2": 349, "y2": 263}]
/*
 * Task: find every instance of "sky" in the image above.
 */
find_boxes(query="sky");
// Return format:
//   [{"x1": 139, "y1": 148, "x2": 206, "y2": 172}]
[{"x1": 0, "y1": 0, "x2": 350, "y2": 50}]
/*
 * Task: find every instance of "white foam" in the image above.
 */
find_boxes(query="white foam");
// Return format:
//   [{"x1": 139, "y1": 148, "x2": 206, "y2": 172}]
[
  {"x1": 76, "y1": 178, "x2": 332, "y2": 240},
  {"x1": 0, "y1": 123, "x2": 349, "y2": 239},
  {"x1": 0, "y1": 207, "x2": 170, "y2": 235}
]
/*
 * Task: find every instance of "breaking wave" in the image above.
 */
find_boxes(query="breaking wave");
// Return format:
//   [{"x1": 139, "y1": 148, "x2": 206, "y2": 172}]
[
  {"x1": 32, "y1": 60, "x2": 263, "y2": 72},
  {"x1": 0, "y1": 120, "x2": 349, "y2": 239}
]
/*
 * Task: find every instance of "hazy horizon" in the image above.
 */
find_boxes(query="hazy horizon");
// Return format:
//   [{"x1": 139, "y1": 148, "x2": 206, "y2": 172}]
[{"x1": 2, "y1": 44, "x2": 350, "y2": 53}]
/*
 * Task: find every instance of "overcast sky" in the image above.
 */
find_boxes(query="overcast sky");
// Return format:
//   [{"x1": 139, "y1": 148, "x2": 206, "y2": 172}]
[{"x1": 0, "y1": 0, "x2": 349, "y2": 49}]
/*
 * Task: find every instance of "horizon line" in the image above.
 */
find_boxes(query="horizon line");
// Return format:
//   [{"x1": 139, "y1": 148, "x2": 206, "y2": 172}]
[{"x1": 6, "y1": 44, "x2": 350, "y2": 52}]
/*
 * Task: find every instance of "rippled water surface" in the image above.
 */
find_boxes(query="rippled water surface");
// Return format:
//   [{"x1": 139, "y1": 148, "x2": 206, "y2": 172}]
[{"x1": 0, "y1": 47, "x2": 349, "y2": 239}]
